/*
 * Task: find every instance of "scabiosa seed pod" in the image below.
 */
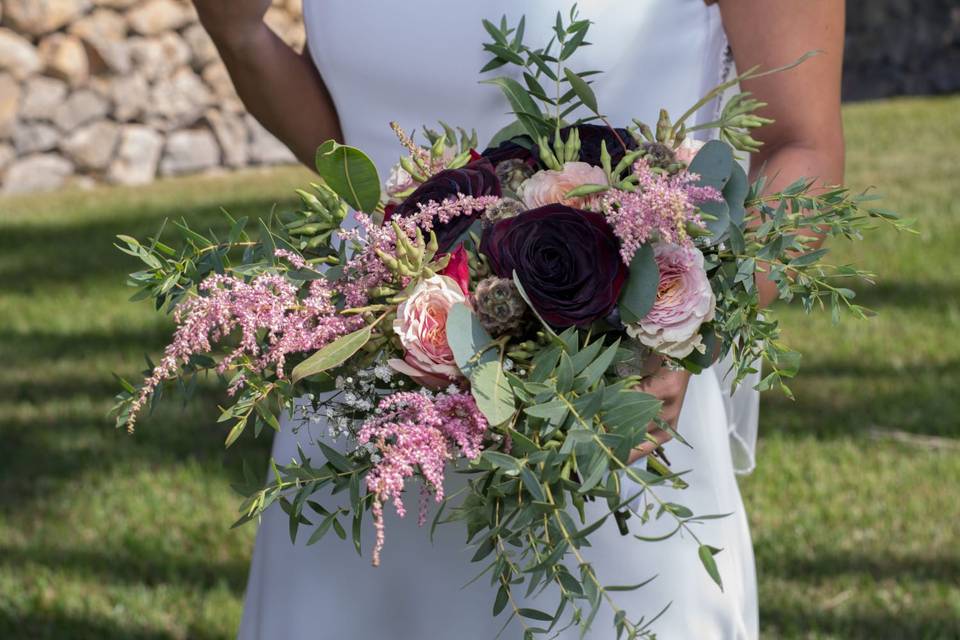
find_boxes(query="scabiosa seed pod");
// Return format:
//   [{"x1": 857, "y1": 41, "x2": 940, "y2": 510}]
[
  {"x1": 482, "y1": 198, "x2": 524, "y2": 226},
  {"x1": 641, "y1": 142, "x2": 677, "y2": 170},
  {"x1": 495, "y1": 158, "x2": 537, "y2": 196},
  {"x1": 472, "y1": 277, "x2": 529, "y2": 337}
]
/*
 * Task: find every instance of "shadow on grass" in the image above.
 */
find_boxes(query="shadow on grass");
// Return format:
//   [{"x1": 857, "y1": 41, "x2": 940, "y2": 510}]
[
  {"x1": 0, "y1": 613, "x2": 174, "y2": 640},
  {"x1": 757, "y1": 546, "x2": 960, "y2": 584},
  {"x1": 761, "y1": 604, "x2": 960, "y2": 640},
  {"x1": 0, "y1": 611, "x2": 229, "y2": 640},
  {"x1": 758, "y1": 357, "x2": 960, "y2": 439},
  {"x1": 0, "y1": 196, "x2": 294, "y2": 294},
  {"x1": 0, "y1": 544, "x2": 249, "y2": 594}
]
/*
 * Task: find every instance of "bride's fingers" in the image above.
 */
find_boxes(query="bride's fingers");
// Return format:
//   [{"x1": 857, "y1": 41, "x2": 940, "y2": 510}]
[{"x1": 628, "y1": 424, "x2": 673, "y2": 464}]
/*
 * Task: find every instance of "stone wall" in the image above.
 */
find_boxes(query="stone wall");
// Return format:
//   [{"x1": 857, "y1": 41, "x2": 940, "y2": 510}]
[
  {"x1": 843, "y1": 0, "x2": 960, "y2": 101},
  {"x1": 0, "y1": 0, "x2": 303, "y2": 195}
]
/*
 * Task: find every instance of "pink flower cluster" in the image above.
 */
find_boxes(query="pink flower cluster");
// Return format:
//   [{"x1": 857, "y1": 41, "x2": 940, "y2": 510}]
[
  {"x1": 396, "y1": 194, "x2": 502, "y2": 237},
  {"x1": 601, "y1": 160, "x2": 722, "y2": 264},
  {"x1": 357, "y1": 390, "x2": 488, "y2": 566},
  {"x1": 337, "y1": 212, "x2": 400, "y2": 307},
  {"x1": 125, "y1": 256, "x2": 363, "y2": 431}
]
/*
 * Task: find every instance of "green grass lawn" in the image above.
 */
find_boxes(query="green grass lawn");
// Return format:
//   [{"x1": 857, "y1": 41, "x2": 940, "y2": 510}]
[{"x1": 1, "y1": 96, "x2": 958, "y2": 639}]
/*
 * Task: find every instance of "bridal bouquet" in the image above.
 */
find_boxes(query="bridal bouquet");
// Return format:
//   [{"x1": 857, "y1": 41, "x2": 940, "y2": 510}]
[{"x1": 113, "y1": 8, "x2": 906, "y2": 638}]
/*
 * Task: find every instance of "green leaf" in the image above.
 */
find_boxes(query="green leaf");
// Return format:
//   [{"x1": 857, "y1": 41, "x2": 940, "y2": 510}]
[
  {"x1": 518, "y1": 608, "x2": 554, "y2": 622},
  {"x1": 446, "y1": 303, "x2": 497, "y2": 376},
  {"x1": 512, "y1": 271, "x2": 557, "y2": 337},
  {"x1": 493, "y1": 585, "x2": 509, "y2": 616},
  {"x1": 577, "y1": 340, "x2": 621, "y2": 388},
  {"x1": 482, "y1": 450, "x2": 522, "y2": 474},
  {"x1": 481, "y1": 76, "x2": 550, "y2": 139},
  {"x1": 314, "y1": 140, "x2": 381, "y2": 213},
  {"x1": 562, "y1": 67, "x2": 598, "y2": 114},
  {"x1": 556, "y1": 352, "x2": 574, "y2": 393},
  {"x1": 485, "y1": 121, "x2": 532, "y2": 150},
  {"x1": 291, "y1": 324, "x2": 372, "y2": 382},
  {"x1": 317, "y1": 441, "x2": 352, "y2": 473},
  {"x1": 520, "y1": 467, "x2": 546, "y2": 502},
  {"x1": 524, "y1": 399, "x2": 569, "y2": 426},
  {"x1": 688, "y1": 140, "x2": 734, "y2": 191},
  {"x1": 470, "y1": 361, "x2": 516, "y2": 426},
  {"x1": 618, "y1": 244, "x2": 659, "y2": 324},
  {"x1": 723, "y1": 162, "x2": 749, "y2": 227},
  {"x1": 698, "y1": 544, "x2": 724, "y2": 591},
  {"x1": 224, "y1": 418, "x2": 246, "y2": 448},
  {"x1": 689, "y1": 140, "x2": 735, "y2": 242}
]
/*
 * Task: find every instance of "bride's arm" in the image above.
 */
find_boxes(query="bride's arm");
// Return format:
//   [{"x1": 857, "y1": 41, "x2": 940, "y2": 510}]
[
  {"x1": 718, "y1": 0, "x2": 846, "y2": 307},
  {"x1": 192, "y1": 0, "x2": 343, "y2": 166},
  {"x1": 628, "y1": 1, "x2": 845, "y2": 464}
]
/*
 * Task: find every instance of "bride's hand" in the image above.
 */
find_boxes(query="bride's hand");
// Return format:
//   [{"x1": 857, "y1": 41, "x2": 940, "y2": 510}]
[
  {"x1": 190, "y1": 0, "x2": 272, "y2": 47},
  {"x1": 627, "y1": 358, "x2": 692, "y2": 465}
]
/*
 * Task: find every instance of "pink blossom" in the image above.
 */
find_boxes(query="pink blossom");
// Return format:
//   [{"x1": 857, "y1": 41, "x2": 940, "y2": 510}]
[
  {"x1": 675, "y1": 138, "x2": 706, "y2": 166},
  {"x1": 358, "y1": 390, "x2": 487, "y2": 565},
  {"x1": 393, "y1": 194, "x2": 502, "y2": 237},
  {"x1": 388, "y1": 275, "x2": 466, "y2": 388},
  {"x1": 626, "y1": 243, "x2": 716, "y2": 358},
  {"x1": 125, "y1": 264, "x2": 363, "y2": 431},
  {"x1": 601, "y1": 160, "x2": 721, "y2": 264},
  {"x1": 519, "y1": 162, "x2": 608, "y2": 210}
]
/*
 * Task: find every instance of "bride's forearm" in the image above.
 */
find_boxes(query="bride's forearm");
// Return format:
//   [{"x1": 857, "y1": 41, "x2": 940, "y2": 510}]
[
  {"x1": 750, "y1": 139, "x2": 845, "y2": 308},
  {"x1": 208, "y1": 23, "x2": 343, "y2": 166}
]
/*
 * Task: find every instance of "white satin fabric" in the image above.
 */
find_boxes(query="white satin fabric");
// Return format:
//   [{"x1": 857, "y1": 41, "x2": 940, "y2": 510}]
[{"x1": 238, "y1": 2, "x2": 759, "y2": 637}]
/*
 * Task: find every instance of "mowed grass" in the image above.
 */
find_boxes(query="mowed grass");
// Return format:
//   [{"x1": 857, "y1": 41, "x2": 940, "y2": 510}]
[{"x1": 0, "y1": 96, "x2": 958, "y2": 639}]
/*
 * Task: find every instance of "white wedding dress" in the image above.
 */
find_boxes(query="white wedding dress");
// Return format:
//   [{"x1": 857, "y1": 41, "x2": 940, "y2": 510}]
[{"x1": 239, "y1": 1, "x2": 759, "y2": 638}]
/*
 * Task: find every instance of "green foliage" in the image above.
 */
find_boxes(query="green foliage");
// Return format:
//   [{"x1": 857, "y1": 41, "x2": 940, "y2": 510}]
[
  {"x1": 480, "y1": 7, "x2": 606, "y2": 137},
  {"x1": 291, "y1": 324, "x2": 374, "y2": 382},
  {"x1": 313, "y1": 140, "x2": 381, "y2": 213}
]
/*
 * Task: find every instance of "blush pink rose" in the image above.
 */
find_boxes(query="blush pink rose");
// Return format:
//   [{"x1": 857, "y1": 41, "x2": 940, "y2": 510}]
[
  {"x1": 388, "y1": 275, "x2": 467, "y2": 388},
  {"x1": 674, "y1": 138, "x2": 706, "y2": 166},
  {"x1": 519, "y1": 162, "x2": 608, "y2": 210},
  {"x1": 626, "y1": 243, "x2": 716, "y2": 359}
]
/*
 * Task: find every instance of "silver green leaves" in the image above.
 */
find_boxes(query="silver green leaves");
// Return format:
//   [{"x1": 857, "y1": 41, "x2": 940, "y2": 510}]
[
  {"x1": 618, "y1": 243, "x2": 660, "y2": 324},
  {"x1": 446, "y1": 303, "x2": 516, "y2": 426},
  {"x1": 314, "y1": 140, "x2": 381, "y2": 213},
  {"x1": 470, "y1": 360, "x2": 516, "y2": 427}
]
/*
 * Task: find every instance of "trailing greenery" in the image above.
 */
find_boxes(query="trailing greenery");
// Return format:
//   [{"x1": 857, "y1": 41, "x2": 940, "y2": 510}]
[{"x1": 0, "y1": 95, "x2": 957, "y2": 638}]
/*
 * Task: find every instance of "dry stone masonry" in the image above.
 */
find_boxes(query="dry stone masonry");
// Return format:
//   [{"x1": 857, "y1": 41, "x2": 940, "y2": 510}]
[{"x1": 0, "y1": 0, "x2": 303, "y2": 194}]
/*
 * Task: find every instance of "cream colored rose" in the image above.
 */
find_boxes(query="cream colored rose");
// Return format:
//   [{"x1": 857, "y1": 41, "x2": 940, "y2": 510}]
[
  {"x1": 387, "y1": 275, "x2": 467, "y2": 388},
  {"x1": 518, "y1": 162, "x2": 608, "y2": 210}
]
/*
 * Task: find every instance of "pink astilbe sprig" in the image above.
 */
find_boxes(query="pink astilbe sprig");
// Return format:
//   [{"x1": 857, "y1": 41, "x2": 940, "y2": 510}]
[
  {"x1": 601, "y1": 159, "x2": 722, "y2": 264},
  {"x1": 125, "y1": 266, "x2": 363, "y2": 432},
  {"x1": 357, "y1": 390, "x2": 488, "y2": 566},
  {"x1": 396, "y1": 194, "x2": 502, "y2": 237}
]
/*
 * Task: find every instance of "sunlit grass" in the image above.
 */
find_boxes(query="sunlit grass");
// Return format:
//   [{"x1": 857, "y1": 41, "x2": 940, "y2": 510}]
[{"x1": 0, "y1": 98, "x2": 957, "y2": 639}]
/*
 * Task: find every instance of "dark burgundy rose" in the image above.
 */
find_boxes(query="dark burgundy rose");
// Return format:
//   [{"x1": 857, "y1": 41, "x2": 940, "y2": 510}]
[
  {"x1": 392, "y1": 158, "x2": 501, "y2": 252},
  {"x1": 480, "y1": 136, "x2": 537, "y2": 167},
  {"x1": 553, "y1": 124, "x2": 638, "y2": 168},
  {"x1": 480, "y1": 204, "x2": 627, "y2": 329}
]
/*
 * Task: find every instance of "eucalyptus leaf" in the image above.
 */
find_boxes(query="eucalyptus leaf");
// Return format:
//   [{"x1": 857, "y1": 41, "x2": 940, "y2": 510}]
[
  {"x1": 470, "y1": 360, "x2": 516, "y2": 426},
  {"x1": 618, "y1": 244, "x2": 659, "y2": 324},
  {"x1": 698, "y1": 544, "x2": 724, "y2": 591},
  {"x1": 446, "y1": 303, "x2": 497, "y2": 376},
  {"x1": 314, "y1": 140, "x2": 381, "y2": 213}
]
